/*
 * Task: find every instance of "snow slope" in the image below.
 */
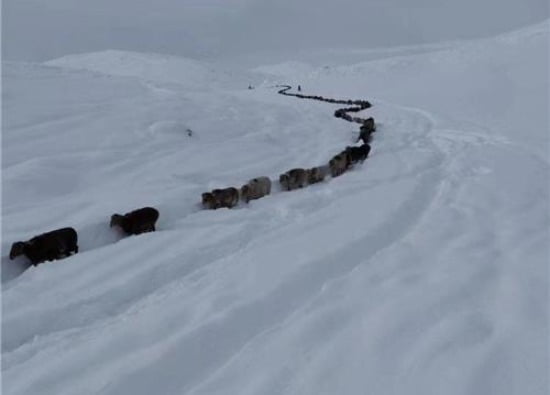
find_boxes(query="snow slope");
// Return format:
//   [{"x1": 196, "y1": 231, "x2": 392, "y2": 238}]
[
  {"x1": 2, "y1": 22, "x2": 549, "y2": 395},
  {"x1": 44, "y1": 50, "x2": 259, "y2": 90}
]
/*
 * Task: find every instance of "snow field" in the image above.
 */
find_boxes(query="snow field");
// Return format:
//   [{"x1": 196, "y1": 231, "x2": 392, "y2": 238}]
[{"x1": 2, "y1": 21, "x2": 549, "y2": 395}]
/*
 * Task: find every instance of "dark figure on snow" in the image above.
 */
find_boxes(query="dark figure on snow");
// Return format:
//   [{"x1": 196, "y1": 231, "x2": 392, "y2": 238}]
[
  {"x1": 298, "y1": 85, "x2": 302, "y2": 92},
  {"x1": 10, "y1": 227, "x2": 79, "y2": 266}
]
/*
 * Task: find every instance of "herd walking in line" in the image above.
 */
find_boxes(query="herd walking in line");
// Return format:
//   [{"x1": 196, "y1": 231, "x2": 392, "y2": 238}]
[{"x1": 8, "y1": 85, "x2": 378, "y2": 267}]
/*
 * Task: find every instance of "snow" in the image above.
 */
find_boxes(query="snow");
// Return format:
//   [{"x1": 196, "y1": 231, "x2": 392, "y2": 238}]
[
  {"x1": 44, "y1": 50, "x2": 258, "y2": 90},
  {"x1": 2, "y1": 21, "x2": 549, "y2": 395}
]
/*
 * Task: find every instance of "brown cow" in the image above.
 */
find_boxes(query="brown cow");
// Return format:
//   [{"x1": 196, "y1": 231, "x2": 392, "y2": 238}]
[
  {"x1": 308, "y1": 166, "x2": 329, "y2": 184},
  {"x1": 329, "y1": 152, "x2": 351, "y2": 177},
  {"x1": 279, "y1": 168, "x2": 308, "y2": 191},
  {"x1": 357, "y1": 117, "x2": 376, "y2": 144},
  {"x1": 241, "y1": 177, "x2": 272, "y2": 203},
  {"x1": 202, "y1": 192, "x2": 218, "y2": 210},
  {"x1": 212, "y1": 187, "x2": 240, "y2": 209}
]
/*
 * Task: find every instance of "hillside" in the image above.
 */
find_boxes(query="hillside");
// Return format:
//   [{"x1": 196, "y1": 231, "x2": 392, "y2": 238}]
[{"x1": 2, "y1": 22, "x2": 549, "y2": 395}]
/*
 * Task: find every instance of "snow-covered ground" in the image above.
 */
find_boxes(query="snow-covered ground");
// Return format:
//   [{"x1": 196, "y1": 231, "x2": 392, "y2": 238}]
[{"x1": 2, "y1": 21, "x2": 549, "y2": 395}]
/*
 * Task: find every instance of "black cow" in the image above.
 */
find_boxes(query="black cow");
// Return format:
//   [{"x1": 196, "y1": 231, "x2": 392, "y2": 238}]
[
  {"x1": 110, "y1": 207, "x2": 159, "y2": 235},
  {"x1": 345, "y1": 144, "x2": 371, "y2": 164},
  {"x1": 10, "y1": 227, "x2": 79, "y2": 265}
]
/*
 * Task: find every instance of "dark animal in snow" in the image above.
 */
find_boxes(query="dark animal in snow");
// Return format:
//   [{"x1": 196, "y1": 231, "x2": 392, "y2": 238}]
[
  {"x1": 279, "y1": 168, "x2": 308, "y2": 191},
  {"x1": 212, "y1": 187, "x2": 240, "y2": 209},
  {"x1": 202, "y1": 192, "x2": 218, "y2": 210},
  {"x1": 329, "y1": 152, "x2": 351, "y2": 177},
  {"x1": 241, "y1": 177, "x2": 272, "y2": 203},
  {"x1": 110, "y1": 207, "x2": 159, "y2": 235},
  {"x1": 308, "y1": 166, "x2": 329, "y2": 184},
  {"x1": 9, "y1": 227, "x2": 79, "y2": 265},
  {"x1": 345, "y1": 144, "x2": 371, "y2": 164},
  {"x1": 357, "y1": 117, "x2": 376, "y2": 143},
  {"x1": 334, "y1": 109, "x2": 345, "y2": 118}
]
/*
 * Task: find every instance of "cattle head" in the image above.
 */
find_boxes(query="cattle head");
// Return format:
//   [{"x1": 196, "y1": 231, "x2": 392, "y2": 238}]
[
  {"x1": 9, "y1": 241, "x2": 26, "y2": 259},
  {"x1": 202, "y1": 192, "x2": 218, "y2": 209},
  {"x1": 110, "y1": 214, "x2": 124, "y2": 228}
]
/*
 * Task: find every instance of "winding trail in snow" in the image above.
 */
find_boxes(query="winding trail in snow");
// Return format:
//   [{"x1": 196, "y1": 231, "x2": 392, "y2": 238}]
[{"x1": 276, "y1": 85, "x2": 372, "y2": 124}]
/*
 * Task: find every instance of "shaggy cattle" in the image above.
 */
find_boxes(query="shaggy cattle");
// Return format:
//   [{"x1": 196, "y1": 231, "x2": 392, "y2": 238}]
[
  {"x1": 308, "y1": 166, "x2": 329, "y2": 184},
  {"x1": 334, "y1": 109, "x2": 345, "y2": 118},
  {"x1": 345, "y1": 144, "x2": 371, "y2": 164},
  {"x1": 202, "y1": 192, "x2": 218, "y2": 209},
  {"x1": 241, "y1": 177, "x2": 272, "y2": 203},
  {"x1": 329, "y1": 151, "x2": 351, "y2": 177},
  {"x1": 361, "y1": 117, "x2": 376, "y2": 131},
  {"x1": 359, "y1": 100, "x2": 372, "y2": 108},
  {"x1": 110, "y1": 206, "x2": 159, "y2": 235},
  {"x1": 9, "y1": 227, "x2": 79, "y2": 265},
  {"x1": 212, "y1": 187, "x2": 240, "y2": 209},
  {"x1": 343, "y1": 106, "x2": 361, "y2": 113},
  {"x1": 341, "y1": 113, "x2": 353, "y2": 122},
  {"x1": 357, "y1": 117, "x2": 376, "y2": 143},
  {"x1": 357, "y1": 129, "x2": 372, "y2": 144},
  {"x1": 279, "y1": 168, "x2": 308, "y2": 191}
]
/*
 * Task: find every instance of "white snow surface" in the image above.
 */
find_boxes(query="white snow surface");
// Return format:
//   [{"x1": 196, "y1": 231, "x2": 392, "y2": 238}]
[
  {"x1": 44, "y1": 50, "x2": 258, "y2": 90},
  {"x1": 2, "y1": 22, "x2": 549, "y2": 395}
]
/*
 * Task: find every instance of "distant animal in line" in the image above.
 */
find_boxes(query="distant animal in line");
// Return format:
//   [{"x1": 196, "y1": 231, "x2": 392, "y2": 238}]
[
  {"x1": 9, "y1": 227, "x2": 79, "y2": 266},
  {"x1": 280, "y1": 168, "x2": 308, "y2": 191},
  {"x1": 241, "y1": 177, "x2": 272, "y2": 203},
  {"x1": 213, "y1": 187, "x2": 240, "y2": 208},
  {"x1": 202, "y1": 187, "x2": 240, "y2": 209},
  {"x1": 329, "y1": 151, "x2": 352, "y2": 177},
  {"x1": 334, "y1": 109, "x2": 346, "y2": 119},
  {"x1": 345, "y1": 143, "x2": 371, "y2": 164},
  {"x1": 307, "y1": 166, "x2": 329, "y2": 184},
  {"x1": 110, "y1": 207, "x2": 159, "y2": 235},
  {"x1": 202, "y1": 191, "x2": 218, "y2": 210},
  {"x1": 357, "y1": 117, "x2": 376, "y2": 144}
]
